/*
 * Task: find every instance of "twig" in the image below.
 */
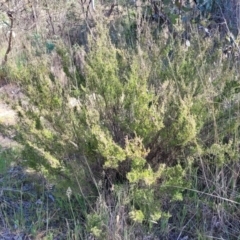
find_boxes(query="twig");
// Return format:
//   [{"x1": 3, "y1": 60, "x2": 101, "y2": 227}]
[
  {"x1": 2, "y1": 10, "x2": 14, "y2": 65},
  {"x1": 177, "y1": 211, "x2": 196, "y2": 240},
  {"x1": 44, "y1": 0, "x2": 55, "y2": 35},
  {"x1": 105, "y1": 3, "x2": 116, "y2": 18},
  {"x1": 217, "y1": 2, "x2": 240, "y2": 54},
  {"x1": 164, "y1": 184, "x2": 240, "y2": 205}
]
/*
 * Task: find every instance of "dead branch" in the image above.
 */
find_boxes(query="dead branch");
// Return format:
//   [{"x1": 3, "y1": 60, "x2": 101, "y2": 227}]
[
  {"x1": 2, "y1": 10, "x2": 14, "y2": 65},
  {"x1": 44, "y1": 0, "x2": 55, "y2": 35},
  {"x1": 105, "y1": 3, "x2": 116, "y2": 18}
]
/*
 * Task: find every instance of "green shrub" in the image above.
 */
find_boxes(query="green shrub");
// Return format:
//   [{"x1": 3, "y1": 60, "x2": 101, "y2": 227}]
[{"x1": 3, "y1": 9, "x2": 240, "y2": 238}]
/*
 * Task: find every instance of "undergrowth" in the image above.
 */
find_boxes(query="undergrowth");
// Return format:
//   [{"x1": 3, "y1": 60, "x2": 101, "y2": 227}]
[{"x1": 0, "y1": 0, "x2": 240, "y2": 239}]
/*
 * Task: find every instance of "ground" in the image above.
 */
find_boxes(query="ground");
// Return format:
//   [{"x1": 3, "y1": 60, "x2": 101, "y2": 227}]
[{"x1": 0, "y1": 84, "x2": 20, "y2": 148}]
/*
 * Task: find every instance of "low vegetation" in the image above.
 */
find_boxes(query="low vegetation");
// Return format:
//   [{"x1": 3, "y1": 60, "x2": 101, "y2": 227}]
[{"x1": 0, "y1": 0, "x2": 240, "y2": 239}]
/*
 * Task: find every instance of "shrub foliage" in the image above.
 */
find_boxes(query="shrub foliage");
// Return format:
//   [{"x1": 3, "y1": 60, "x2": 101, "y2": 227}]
[{"x1": 1, "y1": 0, "x2": 240, "y2": 238}]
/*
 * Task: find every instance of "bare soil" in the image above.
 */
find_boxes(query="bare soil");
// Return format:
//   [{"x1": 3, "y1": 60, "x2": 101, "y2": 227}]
[{"x1": 0, "y1": 84, "x2": 20, "y2": 149}]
